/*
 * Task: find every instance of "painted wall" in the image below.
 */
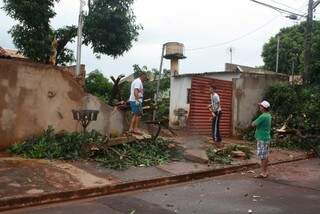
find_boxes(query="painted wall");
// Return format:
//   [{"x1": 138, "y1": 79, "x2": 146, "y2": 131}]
[
  {"x1": 169, "y1": 76, "x2": 191, "y2": 127},
  {"x1": 0, "y1": 58, "x2": 124, "y2": 150},
  {"x1": 82, "y1": 94, "x2": 124, "y2": 137},
  {"x1": 232, "y1": 72, "x2": 288, "y2": 135}
]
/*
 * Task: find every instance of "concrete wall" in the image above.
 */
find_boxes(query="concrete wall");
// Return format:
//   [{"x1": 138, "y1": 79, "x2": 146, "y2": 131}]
[
  {"x1": 0, "y1": 58, "x2": 124, "y2": 150},
  {"x1": 82, "y1": 95, "x2": 124, "y2": 137},
  {"x1": 169, "y1": 76, "x2": 191, "y2": 127},
  {"x1": 232, "y1": 72, "x2": 289, "y2": 135},
  {"x1": 204, "y1": 72, "x2": 240, "y2": 81}
]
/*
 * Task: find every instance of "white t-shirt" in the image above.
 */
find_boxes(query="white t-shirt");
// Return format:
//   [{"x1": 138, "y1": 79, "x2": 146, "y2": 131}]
[{"x1": 129, "y1": 78, "x2": 143, "y2": 102}]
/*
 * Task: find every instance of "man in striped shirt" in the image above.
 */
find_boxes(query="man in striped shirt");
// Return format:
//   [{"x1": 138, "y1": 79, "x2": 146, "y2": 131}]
[{"x1": 208, "y1": 86, "x2": 223, "y2": 147}]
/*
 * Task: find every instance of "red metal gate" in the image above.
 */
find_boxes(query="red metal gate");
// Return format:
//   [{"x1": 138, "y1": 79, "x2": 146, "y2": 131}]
[{"x1": 188, "y1": 76, "x2": 233, "y2": 137}]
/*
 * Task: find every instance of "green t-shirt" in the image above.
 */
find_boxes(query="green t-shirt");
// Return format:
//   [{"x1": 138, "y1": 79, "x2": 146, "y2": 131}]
[{"x1": 253, "y1": 112, "x2": 272, "y2": 141}]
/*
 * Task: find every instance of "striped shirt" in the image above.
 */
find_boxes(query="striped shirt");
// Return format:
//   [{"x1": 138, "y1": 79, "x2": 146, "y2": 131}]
[{"x1": 211, "y1": 93, "x2": 222, "y2": 112}]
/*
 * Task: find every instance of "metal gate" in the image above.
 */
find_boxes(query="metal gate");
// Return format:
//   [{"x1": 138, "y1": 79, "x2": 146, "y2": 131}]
[{"x1": 188, "y1": 76, "x2": 233, "y2": 137}]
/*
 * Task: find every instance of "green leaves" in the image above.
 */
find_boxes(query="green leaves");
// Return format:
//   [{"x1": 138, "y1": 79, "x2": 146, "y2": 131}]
[
  {"x1": 262, "y1": 23, "x2": 304, "y2": 74},
  {"x1": 2, "y1": 0, "x2": 58, "y2": 26},
  {"x1": 3, "y1": 0, "x2": 57, "y2": 63},
  {"x1": 206, "y1": 144, "x2": 253, "y2": 165},
  {"x1": 264, "y1": 84, "x2": 320, "y2": 149},
  {"x1": 9, "y1": 127, "x2": 181, "y2": 170},
  {"x1": 8, "y1": 127, "x2": 107, "y2": 160},
  {"x1": 85, "y1": 70, "x2": 113, "y2": 102},
  {"x1": 262, "y1": 21, "x2": 320, "y2": 84},
  {"x1": 83, "y1": 0, "x2": 142, "y2": 57},
  {"x1": 96, "y1": 138, "x2": 181, "y2": 170},
  {"x1": 2, "y1": 0, "x2": 142, "y2": 64},
  {"x1": 9, "y1": 24, "x2": 53, "y2": 63}
]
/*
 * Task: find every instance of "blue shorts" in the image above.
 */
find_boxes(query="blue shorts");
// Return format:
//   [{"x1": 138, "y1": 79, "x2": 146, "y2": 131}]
[
  {"x1": 130, "y1": 101, "x2": 143, "y2": 115},
  {"x1": 257, "y1": 140, "x2": 270, "y2": 160}
]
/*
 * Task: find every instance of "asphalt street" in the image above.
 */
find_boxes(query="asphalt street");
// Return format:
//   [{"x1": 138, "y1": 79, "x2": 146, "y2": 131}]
[{"x1": 4, "y1": 159, "x2": 320, "y2": 214}]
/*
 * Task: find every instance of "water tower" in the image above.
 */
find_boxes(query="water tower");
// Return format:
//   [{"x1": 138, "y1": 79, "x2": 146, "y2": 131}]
[
  {"x1": 153, "y1": 42, "x2": 187, "y2": 121},
  {"x1": 164, "y1": 42, "x2": 186, "y2": 76}
]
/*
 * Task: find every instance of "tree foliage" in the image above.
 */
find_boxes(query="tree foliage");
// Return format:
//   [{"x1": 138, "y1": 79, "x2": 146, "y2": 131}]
[
  {"x1": 2, "y1": 0, "x2": 142, "y2": 64},
  {"x1": 240, "y1": 83, "x2": 320, "y2": 155},
  {"x1": 262, "y1": 21, "x2": 320, "y2": 84},
  {"x1": 9, "y1": 127, "x2": 180, "y2": 170},
  {"x1": 265, "y1": 84, "x2": 319, "y2": 151},
  {"x1": 132, "y1": 64, "x2": 170, "y2": 101},
  {"x1": 83, "y1": 0, "x2": 142, "y2": 57},
  {"x1": 55, "y1": 25, "x2": 78, "y2": 65},
  {"x1": 85, "y1": 69, "x2": 113, "y2": 102},
  {"x1": 2, "y1": 0, "x2": 57, "y2": 63},
  {"x1": 130, "y1": 64, "x2": 171, "y2": 120}
]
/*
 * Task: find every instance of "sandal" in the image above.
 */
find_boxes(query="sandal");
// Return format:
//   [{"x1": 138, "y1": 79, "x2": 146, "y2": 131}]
[
  {"x1": 255, "y1": 174, "x2": 268, "y2": 179},
  {"x1": 132, "y1": 130, "x2": 144, "y2": 135}
]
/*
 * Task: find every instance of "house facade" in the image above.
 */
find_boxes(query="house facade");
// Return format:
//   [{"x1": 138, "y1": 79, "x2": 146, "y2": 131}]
[{"x1": 169, "y1": 63, "x2": 288, "y2": 136}]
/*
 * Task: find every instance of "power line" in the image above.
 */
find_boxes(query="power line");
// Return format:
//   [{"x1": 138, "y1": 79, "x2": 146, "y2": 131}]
[
  {"x1": 269, "y1": 0, "x2": 306, "y2": 13},
  {"x1": 186, "y1": 1, "x2": 308, "y2": 52},
  {"x1": 251, "y1": 0, "x2": 305, "y2": 17},
  {"x1": 186, "y1": 16, "x2": 279, "y2": 51}
]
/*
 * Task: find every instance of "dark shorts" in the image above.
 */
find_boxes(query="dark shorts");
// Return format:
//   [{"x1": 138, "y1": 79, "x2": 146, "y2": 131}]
[{"x1": 130, "y1": 101, "x2": 143, "y2": 115}]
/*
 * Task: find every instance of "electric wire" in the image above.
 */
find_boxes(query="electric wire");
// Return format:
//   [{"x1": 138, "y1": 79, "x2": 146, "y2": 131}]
[
  {"x1": 269, "y1": 0, "x2": 306, "y2": 13},
  {"x1": 186, "y1": 16, "x2": 279, "y2": 51},
  {"x1": 186, "y1": 1, "x2": 308, "y2": 52}
]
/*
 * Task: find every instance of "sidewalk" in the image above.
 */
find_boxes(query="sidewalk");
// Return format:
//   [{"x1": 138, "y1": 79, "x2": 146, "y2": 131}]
[{"x1": 0, "y1": 136, "x2": 313, "y2": 211}]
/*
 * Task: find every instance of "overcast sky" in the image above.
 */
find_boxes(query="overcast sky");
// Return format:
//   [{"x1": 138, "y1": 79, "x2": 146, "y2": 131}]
[{"x1": 0, "y1": 0, "x2": 314, "y2": 78}]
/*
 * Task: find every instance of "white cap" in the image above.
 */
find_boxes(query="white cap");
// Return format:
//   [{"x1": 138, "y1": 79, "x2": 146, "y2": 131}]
[{"x1": 259, "y1": 100, "x2": 270, "y2": 109}]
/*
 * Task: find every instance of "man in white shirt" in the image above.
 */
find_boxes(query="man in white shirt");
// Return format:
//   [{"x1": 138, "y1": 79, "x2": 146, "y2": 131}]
[
  {"x1": 208, "y1": 86, "x2": 223, "y2": 146},
  {"x1": 129, "y1": 72, "x2": 148, "y2": 134}
]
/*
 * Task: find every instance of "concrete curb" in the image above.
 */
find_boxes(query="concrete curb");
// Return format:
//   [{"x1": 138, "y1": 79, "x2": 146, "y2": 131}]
[{"x1": 0, "y1": 154, "x2": 315, "y2": 212}]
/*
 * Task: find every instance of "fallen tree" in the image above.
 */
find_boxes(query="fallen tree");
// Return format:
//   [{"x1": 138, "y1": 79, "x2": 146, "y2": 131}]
[{"x1": 266, "y1": 84, "x2": 320, "y2": 156}]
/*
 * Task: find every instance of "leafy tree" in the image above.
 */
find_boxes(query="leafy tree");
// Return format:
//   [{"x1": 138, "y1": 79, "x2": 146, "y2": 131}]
[
  {"x1": 84, "y1": 0, "x2": 141, "y2": 57},
  {"x1": 2, "y1": 0, "x2": 57, "y2": 63},
  {"x1": 264, "y1": 84, "x2": 320, "y2": 153},
  {"x1": 85, "y1": 69, "x2": 113, "y2": 102},
  {"x1": 2, "y1": 0, "x2": 142, "y2": 64},
  {"x1": 262, "y1": 21, "x2": 320, "y2": 84},
  {"x1": 55, "y1": 25, "x2": 78, "y2": 65}
]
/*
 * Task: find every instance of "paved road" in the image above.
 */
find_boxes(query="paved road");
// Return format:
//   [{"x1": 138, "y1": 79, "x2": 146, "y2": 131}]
[{"x1": 5, "y1": 159, "x2": 320, "y2": 214}]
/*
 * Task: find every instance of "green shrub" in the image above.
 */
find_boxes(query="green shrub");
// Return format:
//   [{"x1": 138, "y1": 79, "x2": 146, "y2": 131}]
[
  {"x1": 241, "y1": 83, "x2": 320, "y2": 151},
  {"x1": 9, "y1": 127, "x2": 106, "y2": 159}
]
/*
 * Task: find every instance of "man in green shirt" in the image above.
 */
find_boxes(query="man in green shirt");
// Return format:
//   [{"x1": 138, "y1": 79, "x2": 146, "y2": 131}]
[{"x1": 251, "y1": 100, "x2": 272, "y2": 178}]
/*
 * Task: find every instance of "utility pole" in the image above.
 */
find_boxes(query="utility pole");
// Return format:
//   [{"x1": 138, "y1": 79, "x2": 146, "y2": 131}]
[
  {"x1": 153, "y1": 44, "x2": 165, "y2": 121},
  {"x1": 303, "y1": 0, "x2": 314, "y2": 84},
  {"x1": 76, "y1": 0, "x2": 86, "y2": 76},
  {"x1": 229, "y1": 47, "x2": 233, "y2": 65},
  {"x1": 276, "y1": 36, "x2": 280, "y2": 73}
]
